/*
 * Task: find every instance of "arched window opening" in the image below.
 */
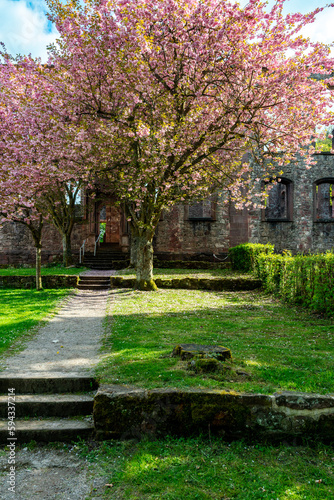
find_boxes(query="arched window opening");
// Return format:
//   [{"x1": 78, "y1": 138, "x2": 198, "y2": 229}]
[
  {"x1": 99, "y1": 205, "x2": 107, "y2": 242},
  {"x1": 264, "y1": 178, "x2": 292, "y2": 221},
  {"x1": 188, "y1": 198, "x2": 216, "y2": 221},
  {"x1": 315, "y1": 180, "x2": 334, "y2": 221},
  {"x1": 99, "y1": 205, "x2": 106, "y2": 221}
]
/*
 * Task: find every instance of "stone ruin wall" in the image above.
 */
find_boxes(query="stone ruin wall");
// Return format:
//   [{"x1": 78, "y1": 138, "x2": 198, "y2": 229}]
[
  {"x1": 153, "y1": 194, "x2": 249, "y2": 259},
  {"x1": 249, "y1": 153, "x2": 334, "y2": 253},
  {"x1": 1, "y1": 153, "x2": 334, "y2": 265},
  {"x1": 0, "y1": 221, "x2": 85, "y2": 266}
]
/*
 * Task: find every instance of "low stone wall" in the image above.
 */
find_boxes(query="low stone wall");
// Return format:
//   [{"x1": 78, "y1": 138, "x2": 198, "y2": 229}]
[
  {"x1": 154, "y1": 260, "x2": 230, "y2": 269},
  {"x1": 113, "y1": 260, "x2": 229, "y2": 270},
  {"x1": 0, "y1": 275, "x2": 78, "y2": 289},
  {"x1": 94, "y1": 385, "x2": 334, "y2": 443},
  {"x1": 111, "y1": 276, "x2": 261, "y2": 291}
]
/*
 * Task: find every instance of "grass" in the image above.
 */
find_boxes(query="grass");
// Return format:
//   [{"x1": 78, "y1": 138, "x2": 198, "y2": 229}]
[
  {"x1": 77, "y1": 437, "x2": 334, "y2": 499},
  {"x1": 0, "y1": 289, "x2": 71, "y2": 357},
  {"x1": 98, "y1": 288, "x2": 334, "y2": 395},
  {"x1": 0, "y1": 265, "x2": 87, "y2": 276},
  {"x1": 116, "y1": 267, "x2": 250, "y2": 279}
]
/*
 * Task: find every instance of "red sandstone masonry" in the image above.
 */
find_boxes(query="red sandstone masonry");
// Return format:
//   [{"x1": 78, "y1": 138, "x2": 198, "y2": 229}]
[{"x1": 2, "y1": 154, "x2": 334, "y2": 264}]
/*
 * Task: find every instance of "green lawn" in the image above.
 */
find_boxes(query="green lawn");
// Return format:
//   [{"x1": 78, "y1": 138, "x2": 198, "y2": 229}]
[
  {"x1": 98, "y1": 288, "x2": 334, "y2": 395},
  {"x1": 78, "y1": 437, "x2": 334, "y2": 499},
  {"x1": 0, "y1": 266, "x2": 87, "y2": 276},
  {"x1": 0, "y1": 289, "x2": 71, "y2": 357}
]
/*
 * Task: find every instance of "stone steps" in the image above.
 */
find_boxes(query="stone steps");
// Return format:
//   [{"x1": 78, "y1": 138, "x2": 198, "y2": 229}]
[
  {"x1": 83, "y1": 261, "x2": 128, "y2": 270},
  {"x1": 83, "y1": 265, "x2": 124, "y2": 271},
  {"x1": 84, "y1": 257, "x2": 126, "y2": 262},
  {"x1": 0, "y1": 375, "x2": 98, "y2": 394},
  {"x1": 85, "y1": 251, "x2": 128, "y2": 258},
  {"x1": 77, "y1": 283, "x2": 110, "y2": 290},
  {"x1": 0, "y1": 394, "x2": 94, "y2": 418},
  {"x1": 83, "y1": 250, "x2": 129, "y2": 270},
  {"x1": 0, "y1": 418, "x2": 93, "y2": 444},
  {"x1": 0, "y1": 375, "x2": 97, "y2": 443},
  {"x1": 77, "y1": 276, "x2": 110, "y2": 290}
]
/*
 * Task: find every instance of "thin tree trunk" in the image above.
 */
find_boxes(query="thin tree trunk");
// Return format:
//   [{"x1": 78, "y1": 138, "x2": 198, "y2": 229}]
[
  {"x1": 27, "y1": 214, "x2": 44, "y2": 291},
  {"x1": 129, "y1": 234, "x2": 139, "y2": 269},
  {"x1": 135, "y1": 234, "x2": 157, "y2": 291},
  {"x1": 62, "y1": 233, "x2": 73, "y2": 267},
  {"x1": 35, "y1": 246, "x2": 42, "y2": 291}
]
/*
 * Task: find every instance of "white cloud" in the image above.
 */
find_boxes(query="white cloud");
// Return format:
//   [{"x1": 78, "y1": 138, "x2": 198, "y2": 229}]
[
  {"x1": 0, "y1": 0, "x2": 58, "y2": 61},
  {"x1": 1, "y1": 0, "x2": 333, "y2": 61},
  {"x1": 301, "y1": 7, "x2": 334, "y2": 47}
]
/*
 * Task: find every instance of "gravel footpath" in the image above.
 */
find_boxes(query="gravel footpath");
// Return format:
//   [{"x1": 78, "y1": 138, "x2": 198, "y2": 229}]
[
  {"x1": 0, "y1": 274, "x2": 115, "y2": 499},
  {"x1": 1, "y1": 289, "x2": 109, "y2": 377},
  {"x1": 0, "y1": 446, "x2": 107, "y2": 499}
]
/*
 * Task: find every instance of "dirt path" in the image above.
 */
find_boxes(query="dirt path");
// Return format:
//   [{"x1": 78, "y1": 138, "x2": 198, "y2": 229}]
[
  {"x1": 0, "y1": 446, "x2": 107, "y2": 499},
  {"x1": 1, "y1": 289, "x2": 109, "y2": 377},
  {"x1": 0, "y1": 278, "x2": 115, "y2": 499}
]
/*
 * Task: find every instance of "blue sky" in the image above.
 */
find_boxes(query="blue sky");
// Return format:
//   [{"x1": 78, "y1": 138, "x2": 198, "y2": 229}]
[{"x1": 0, "y1": 0, "x2": 333, "y2": 61}]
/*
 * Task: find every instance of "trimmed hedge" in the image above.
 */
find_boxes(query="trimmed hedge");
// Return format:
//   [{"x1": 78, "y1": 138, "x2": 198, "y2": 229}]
[
  {"x1": 255, "y1": 252, "x2": 334, "y2": 314},
  {"x1": 229, "y1": 243, "x2": 274, "y2": 272}
]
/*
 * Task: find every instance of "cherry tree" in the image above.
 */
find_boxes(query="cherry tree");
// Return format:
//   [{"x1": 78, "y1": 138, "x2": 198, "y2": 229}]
[
  {"x1": 43, "y1": 0, "x2": 334, "y2": 290},
  {"x1": 0, "y1": 55, "x2": 90, "y2": 267},
  {"x1": 0, "y1": 201, "x2": 44, "y2": 290},
  {"x1": 2, "y1": 0, "x2": 334, "y2": 290}
]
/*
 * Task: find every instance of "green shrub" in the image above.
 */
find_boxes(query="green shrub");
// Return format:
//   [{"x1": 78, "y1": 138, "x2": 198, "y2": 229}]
[
  {"x1": 229, "y1": 243, "x2": 274, "y2": 272},
  {"x1": 255, "y1": 251, "x2": 334, "y2": 314},
  {"x1": 256, "y1": 253, "x2": 285, "y2": 294}
]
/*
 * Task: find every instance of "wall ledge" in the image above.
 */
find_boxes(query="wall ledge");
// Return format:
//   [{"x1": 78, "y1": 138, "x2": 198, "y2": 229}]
[{"x1": 94, "y1": 385, "x2": 334, "y2": 443}]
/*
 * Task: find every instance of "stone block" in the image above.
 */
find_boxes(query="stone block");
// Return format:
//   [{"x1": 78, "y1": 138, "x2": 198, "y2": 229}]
[
  {"x1": 172, "y1": 343, "x2": 232, "y2": 361},
  {"x1": 94, "y1": 386, "x2": 334, "y2": 442}
]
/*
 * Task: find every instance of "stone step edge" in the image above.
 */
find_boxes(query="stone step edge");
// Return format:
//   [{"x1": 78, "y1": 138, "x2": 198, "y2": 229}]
[
  {"x1": 78, "y1": 277, "x2": 111, "y2": 281},
  {"x1": 0, "y1": 418, "x2": 94, "y2": 443},
  {"x1": 0, "y1": 376, "x2": 99, "y2": 394},
  {"x1": 0, "y1": 394, "x2": 94, "y2": 403},
  {"x1": 77, "y1": 284, "x2": 110, "y2": 287},
  {"x1": 0, "y1": 394, "x2": 94, "y2": 417},
  {"x1": 77, "y1": 285, "x2": 110, "y2": 289}
]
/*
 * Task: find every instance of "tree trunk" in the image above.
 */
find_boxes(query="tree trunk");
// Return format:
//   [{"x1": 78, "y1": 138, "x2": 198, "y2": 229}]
[
  {"x1": 62, "y1": 233, "x2": 73, "y2": 267},
  {"x1": 129, "y1": 234, "x2": 139, "y2": 269},
  {"x1": 26, "y1": 215, "x2": 44, "y2": 291},
  {"x1": 35, "y1": 246, "x2": 42, "y2": 291},
  {"x1": 135, "y1": 234, "x2": 157, "y2": 291}
]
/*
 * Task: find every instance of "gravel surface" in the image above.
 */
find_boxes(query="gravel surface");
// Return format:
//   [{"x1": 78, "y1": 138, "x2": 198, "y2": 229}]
[
  {"x1": 1, "y1": 289, "x2": 109, "y2": 376},
  {"x1": 0, "y1": 446, "x2": 107, "y2": 499},
  {"x1": 0, "y1": 283, "x2": 113, "y2": 499}
]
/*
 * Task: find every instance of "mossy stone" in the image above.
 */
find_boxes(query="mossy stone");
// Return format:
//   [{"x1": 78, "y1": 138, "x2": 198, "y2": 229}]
[
  {"x1": 188, "y1": 358, "x2": 222, "y2": 373},
  {"x1": 135, "y1": 279, "x2": 158, "y2": 291},
  {"x1": 173, "y1": 343, "x2": 232, "y2": 361}
]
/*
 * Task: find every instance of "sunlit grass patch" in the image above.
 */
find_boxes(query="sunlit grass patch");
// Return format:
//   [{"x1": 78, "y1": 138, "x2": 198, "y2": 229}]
[
  {"x1": 0, "y1": 289, "x2": 71, "y2": 357},
  {"x1": 0, "y1": 266, "x2": 87, "y2": 276},
  {"x1": 98, "y1": 288, "x2": 334, "y2": 394},
  {"x1": 77, "y1": 437, "x2": 334, "y2": 499}
]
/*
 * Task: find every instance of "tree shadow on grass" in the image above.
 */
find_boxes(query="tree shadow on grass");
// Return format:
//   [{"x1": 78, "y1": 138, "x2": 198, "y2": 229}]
[
  {"x1": 98, "y1": 288, "x2": 334, "y2": 394},
  {"x1": 81, "y1": 437, "x2": 334, "y2": 500}
]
